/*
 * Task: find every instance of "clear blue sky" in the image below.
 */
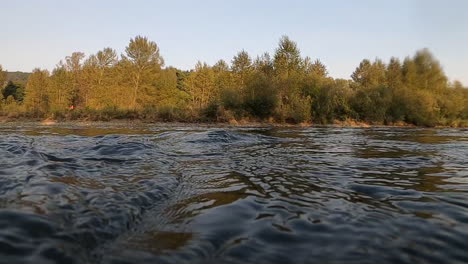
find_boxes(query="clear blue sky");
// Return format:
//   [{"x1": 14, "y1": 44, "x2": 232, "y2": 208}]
[{"x1": 1, "y1": 0, "x2": 467, "y2": 84}]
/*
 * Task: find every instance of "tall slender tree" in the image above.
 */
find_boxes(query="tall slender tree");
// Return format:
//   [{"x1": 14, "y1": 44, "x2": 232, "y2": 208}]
[
  {"x1": 274, "y1": 36, "x2": 302, "y2": 77},
  {"x1": 0, "y1": 65, "x2": 6, "y2": 89},
  {"x1": 122, "y1": 36, "x2": 164, "y2": 109},
  {"x1": 231, "y1": 50, "x2": 253, "y2": 93},
  {"x1": 82, "y1": 48, "x2": 118, "y2": 109},
  {"x1": 48, "y1": 66, "x2": 74, "y2": 110},
  {"x1": 24, "y1": 69, "x2": 50, "y2": 113},
  {"x1": 184, "y1": 62, "x2": 215, "y2": 110}
]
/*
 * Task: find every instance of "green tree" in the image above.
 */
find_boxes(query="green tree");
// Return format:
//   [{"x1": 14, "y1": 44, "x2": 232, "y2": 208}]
[
  {"x1": 274, "y1": 36, "x2": 302, "y2": 77},
  {"x1": 83, "y1": 48, "x2": 119, "y2": 109},
  {"x1": 413, "y1": 49, "x2": 447, "y2": 91},
  {"x1": 122, "y1": 36, "x2": 164, "y2": 109},
  {"x1": 0, "y1": 65, "x2": 6, "y2": 88},
  {"x1": 351, "y1": 59, "x2": 387, "y2": 89},
  {"x1": 152, "y1": 67, "x2": 188, "y2": 110},
  {"x1": 254, "y1": 53, "x2": 274, "y2": 76},
  {"x1": 399, "y1": 49, "x2": 451, "y2": 125},
  {"x1": 386, "y1": 57, "x2": 403, "y2": 89},
  {"x1": 273, "y1": 36, "x2": 308, "y2": 121},
  {"x1": 213, "y1": 60, "x2": 238, "y2": 112},
  {"x1": 184, "y1": 62, "x2": 215, "y2": 110},
  {"x1": 85, "y1": 48, "x2": 118, "y2": 85},
  {"x1": 313, "y1": 79, "x2": 354, "y2": 123},
  {"x1": 307, "y1": 59, "x2": 328, "y2": 78},
  {"x1": 350, "y1": 59, "x2": 389, "y2": 122},
  {"x1": 232, "y1": 51, "x2": 252, "y2": 76},
  {"x1": 2, "y1": 81, "x2": 25, "y2": 101},
  {"x1": 244, "y1": 72, "x2": 278, "y2": 118},
  {"x1": 1, "y1": 37, "x2": 465, "y2": 126},
  {"x1": 303, "y1": 59, "x2": 329, "y2": 108},
  {"x1": 24, "y1": 69, "x2": 50, "y2": 114},
  {"x1": 62, "y1": 52, "x2": 86, "y2": 107},
  {"x1": 213, "y1": 59, "x2": 235, "y2": 93},
  {"x1": 437, "y1": 81, "x2": 466, "y2": 124},
  {"x1": 231, "y1": 50, "x2": 253, "y2": 94},
  {"x1": 385, "y1": 57, "x2": 406, "y2": 122},
  {"x1": 48, "y1": 66, "x2": 74, "y2": 111}
]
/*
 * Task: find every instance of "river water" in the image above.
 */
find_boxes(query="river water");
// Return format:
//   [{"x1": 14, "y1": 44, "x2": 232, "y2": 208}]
[{"x1": 0, "y1": 123, "x2": 467, "y2": 264}]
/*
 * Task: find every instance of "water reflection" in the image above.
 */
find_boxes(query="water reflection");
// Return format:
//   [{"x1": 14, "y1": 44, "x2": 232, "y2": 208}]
[{"x1": 125, "y1": 231, "x2": 193, "y2": 254}]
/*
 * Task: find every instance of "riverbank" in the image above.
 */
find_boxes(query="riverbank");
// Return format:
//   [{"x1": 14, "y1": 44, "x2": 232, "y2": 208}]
[{"x1": 0, "y1": 115, "x2": 466, "y2": 128}]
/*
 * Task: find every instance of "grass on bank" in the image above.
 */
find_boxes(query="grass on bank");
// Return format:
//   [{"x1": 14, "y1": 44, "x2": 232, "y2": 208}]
[{"x1": 1, "y1": 104, "x2": 467, "y2": 128}]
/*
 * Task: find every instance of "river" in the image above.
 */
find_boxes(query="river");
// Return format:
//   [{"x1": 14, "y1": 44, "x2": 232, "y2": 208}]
[{"x1": 0, "y1": 123, "x2": 467, "y2": 264}]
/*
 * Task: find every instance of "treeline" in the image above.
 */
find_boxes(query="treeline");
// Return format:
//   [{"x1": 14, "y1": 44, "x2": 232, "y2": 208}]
[{"x1": 1, "y1": 36, "x2": 467, "y2": 126}]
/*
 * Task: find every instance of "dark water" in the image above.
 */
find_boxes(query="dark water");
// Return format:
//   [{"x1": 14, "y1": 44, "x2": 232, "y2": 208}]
[{"x1": 0, "y1": 123, "x2": 467, "y2": 264}]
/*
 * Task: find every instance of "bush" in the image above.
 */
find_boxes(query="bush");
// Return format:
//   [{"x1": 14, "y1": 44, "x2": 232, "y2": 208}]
[
  {"x1": 404, "y1": 89, "x2": 439, "y2": 126},
  {"x1": 244, "y1": 73, "x2": 278, "y2": 119},
  {"x1": 282, "y1": 94, "x2": 311, "y2": 123}
]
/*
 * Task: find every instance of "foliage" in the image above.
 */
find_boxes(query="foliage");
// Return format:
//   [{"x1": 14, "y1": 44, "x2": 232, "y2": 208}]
[
  {"x1": 0, "y1": 65, "x2": 6, "y2": 88},
  {"x1": 244, "y1": 72, "x2": 278, "y2": 118},
  {"x1": 0, "y1": 36, "x2": 465, "y2": 126},
  {"x1": 24, "y1": 69, "x2": 50, "y2": 114},
  {"x1": 122, "y1": 36, "x2": 164, "y2": 109},
  {"x1": 2, "y1": 81, "x2": 25, "y2": 101}
]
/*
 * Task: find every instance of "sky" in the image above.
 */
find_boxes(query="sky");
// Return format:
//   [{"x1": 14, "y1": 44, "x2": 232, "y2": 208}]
[{"x1": 1, "y1": 0, "x2": 467, "y2": 84}]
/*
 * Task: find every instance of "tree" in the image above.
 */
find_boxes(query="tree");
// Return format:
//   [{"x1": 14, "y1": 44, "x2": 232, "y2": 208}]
[
  {"x1": 274, "y1": 36, "x2": 302, "y2": 77},
  {"x1": 386, "y1": 57, "x2": 403, "y2": 89},
  {"x1": 24, "y1": 69, "x2": 50, "y2": 114},
  {"x1": 438, "y1": 84, "x2": 465, "y2": 122},
  {"x1": 244, "y1": 72, "x2": 278, "y2": 118},
  {"x1": 152, "y1": 67, "x2": 188, "y2": 110},
  {"x1": 85, "y1": 48, "x2": 118, "y2": 85},
  {"x1": 351, "y1": 59, "x2": 371, "y2": 87},
  {"x1": 232, "y1": 51, "x2": 252, "y2": 74},
  {"x1": 61, "y1": 52, "x2": 86, "y2": 107},
  {"x1": 303, "y1": 59, "x2": 329, "y2": 104},
  {"x1": 231, "y1": 50, "x2": 253, "y2": 92},
  {"x1": 122, "y1": 36, "x2": 164, "y2": 109},
  {"x1": 350, "y1": 58, "x2": 389, "y2": 122},
  {"x1": 82, "y1": 48, "x2": 119, "y2": 109},
  {"x1": 213, "y1": 60, "x2": 234, "y2": 92},
  {"x1": 213, "y1": 60, "x2": 235, "y2": 107},
  {"x1": 184, "y1": 62, "x2": 215, "y2": 110},
  {"x1": 384, "y1": 57, "x2": 406, "y2": 122},
  {"x1": 273, "y1": 36, "x2": 306, "y2": 120},
  {"x1": 2, "y1": 81, "x2": 25, "y2": 102},
  {"x1": 307, "y1": 59, "x2": 328, "y2": 78},
  {"x1": 312, "y1": 79, "x2": 354, "y2": 123},
  {"x1": 351, "y1": 59, "x2": 387, "y2": 89},
  {"x1": 413, "y1": 49, "x2": 447, "y2": 91},
  {"x1": 0, "y1": 37, "x2": 465, "y2": 126},
  {"x1": 0, "y1": 65, "x2": 6, "y2": 89},
  {"x1": 398, "y1": 49, "x2": 451, "y2": 124},
  {"x1": 253, "y1": 53, "x2": 274, "y2": 76},
  {"x1": 48, "y1": 66, "x2": 74, "y2": 110},
  {"x1": 213, "y1": 59, "x2": 229, "y2": 72}
]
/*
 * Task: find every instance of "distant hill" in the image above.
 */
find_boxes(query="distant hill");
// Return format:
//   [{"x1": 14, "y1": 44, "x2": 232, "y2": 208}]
[{"x1": 6, "y1": 71, "x2": 30, "y2": 84}]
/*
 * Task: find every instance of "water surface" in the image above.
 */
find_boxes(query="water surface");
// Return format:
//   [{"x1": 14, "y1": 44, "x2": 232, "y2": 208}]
[{"x1": 0, "y1": 123, "x2": 467, "y2": 264}]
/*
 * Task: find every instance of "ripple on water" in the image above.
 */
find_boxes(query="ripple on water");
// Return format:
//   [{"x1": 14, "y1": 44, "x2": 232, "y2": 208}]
[{"x1": 0, "y1": 124, "x2": 466, "y2": 264}]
